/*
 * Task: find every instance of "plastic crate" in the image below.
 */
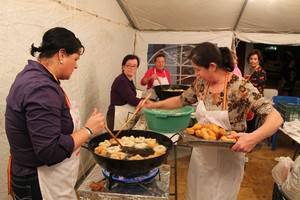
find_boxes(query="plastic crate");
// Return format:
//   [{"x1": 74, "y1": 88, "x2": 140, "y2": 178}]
[
  {"x1": 272, "y1": 96, "x2": 300, "y2": 121},
  {"x1": 273, "y1": 96, "x2": 300, "y2": 105}
]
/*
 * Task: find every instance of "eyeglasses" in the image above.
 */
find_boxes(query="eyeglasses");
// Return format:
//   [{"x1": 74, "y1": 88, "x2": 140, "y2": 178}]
[{"x1": 125, "y1": 65, "x2": 138, "y2": 68}]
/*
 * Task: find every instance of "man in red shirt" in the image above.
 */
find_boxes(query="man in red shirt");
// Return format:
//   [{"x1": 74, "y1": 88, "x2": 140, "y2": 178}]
[{"x1": 140, "y1": 53, "x2": 171, "y2": 89}]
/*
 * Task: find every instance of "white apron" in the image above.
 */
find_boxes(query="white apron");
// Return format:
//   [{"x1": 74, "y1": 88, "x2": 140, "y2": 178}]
[
  {"x1": 37, "y1": 100, "x2": 81, "y2": 200},
  {"x1": 114, "y1": 104, "x2": 136, "y2": 130},
  {"x1": 149, "y1": 68, "x2": 170, "y2": 99},
  {"x1": 186, "y1": 74, "x2": 245, "y2": 200}
]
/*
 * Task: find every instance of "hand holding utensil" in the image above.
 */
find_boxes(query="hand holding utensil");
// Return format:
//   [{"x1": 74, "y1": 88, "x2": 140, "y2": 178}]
[{"x1": 115, "y1": 93, "x2": 152, "y2": 138}]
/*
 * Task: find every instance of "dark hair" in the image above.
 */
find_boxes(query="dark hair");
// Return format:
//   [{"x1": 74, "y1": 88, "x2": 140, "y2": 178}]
[
  {"x1": 219, "y1": 47, "x2": 234, "y2": 72},
  {"x1": 247, "y1": 49, "x2": 262, "y2": 63},
  {"x1": 188, "y1": 42, "x2": 222, "y2": 69},
  {"x1": 122, "y1": 54, "x2": 140, "y2": 67},
  {"x1": 154, "y1": 53, "x2": 165, "y2": 62},
  {"x1": 30, "y1": 27, "x2": 84, "y2": 58}
]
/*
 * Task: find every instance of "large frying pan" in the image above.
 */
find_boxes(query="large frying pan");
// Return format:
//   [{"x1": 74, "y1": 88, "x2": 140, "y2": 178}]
[
  {"x1": 83, "y1": 130, "x2": 175, "y2": 177},
  {"x1": 153, "y1": 84, "x2": 189, "y2": 100}
]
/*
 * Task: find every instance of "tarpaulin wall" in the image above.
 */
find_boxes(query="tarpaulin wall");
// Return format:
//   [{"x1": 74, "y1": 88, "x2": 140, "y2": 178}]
[{"x1": 0, "y1": 0, "x2": 136, "y2": 198}]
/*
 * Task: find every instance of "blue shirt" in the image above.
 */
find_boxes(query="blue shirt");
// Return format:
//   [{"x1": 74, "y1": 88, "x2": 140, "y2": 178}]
[{"x1": 5, "y1": 60, "x2": 74, "y2": 176}]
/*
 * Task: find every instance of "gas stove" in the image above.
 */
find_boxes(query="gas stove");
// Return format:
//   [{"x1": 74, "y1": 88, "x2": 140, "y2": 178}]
[{"x1": 77, "y1": 164, "x2": 170, "y2": 200}]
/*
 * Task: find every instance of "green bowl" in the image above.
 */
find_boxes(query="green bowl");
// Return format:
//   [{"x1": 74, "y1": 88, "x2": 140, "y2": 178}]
[{"x1": 143, "y1": 106, "x2": 194, "y2": 133}]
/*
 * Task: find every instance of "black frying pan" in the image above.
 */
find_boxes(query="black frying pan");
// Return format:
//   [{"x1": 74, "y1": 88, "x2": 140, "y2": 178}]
[
  {"x1": 153, "y1": 84, "x2": 189, "y2": 100},
  {"x1": 82, "y1": 130, "x2": 175, "y2": 177}
]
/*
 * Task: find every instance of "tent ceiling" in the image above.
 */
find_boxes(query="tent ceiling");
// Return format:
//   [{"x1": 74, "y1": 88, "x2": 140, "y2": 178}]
[{"x1": 117, "y1": 0, "x2": 300, "y2": 34}]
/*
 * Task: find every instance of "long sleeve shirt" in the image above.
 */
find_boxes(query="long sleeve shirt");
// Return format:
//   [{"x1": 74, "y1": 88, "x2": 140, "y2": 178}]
[
  {"x1": 107, "y1": 73, "x2": 141, "y2": 129},
  {"x1": 5, "y1": 60, "x2": 74, "y2": 176},
  {"x1": 248, "y1": 66, "x2": 266, "y2": 94},
  {"x1": 181, "y1": 74, "x2": 273, "y2": 132}
]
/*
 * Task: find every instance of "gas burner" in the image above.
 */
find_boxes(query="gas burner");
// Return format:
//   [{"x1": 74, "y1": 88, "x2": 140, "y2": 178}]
[
  {"x1": 78, "y1": 164, "x2": 170, "y2": 200},
  {"x1": 102, "y1": 168, "x2": 159, "y2": 184}
]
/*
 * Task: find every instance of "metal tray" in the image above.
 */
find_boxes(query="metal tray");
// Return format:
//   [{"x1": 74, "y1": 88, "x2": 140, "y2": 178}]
[{"x1": 180, "y1": 131, "x2": 236, "y2": 147}]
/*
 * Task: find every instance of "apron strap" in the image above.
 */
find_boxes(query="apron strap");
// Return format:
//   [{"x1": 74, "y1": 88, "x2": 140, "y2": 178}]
[
  {"x1": 40, "y1": 64, "x2": 71, "y2": 109},
  {"x1": 154, "y1": 68, "x2": 167, "y2": 77},
  {"x1": 63, "y1": 91, "x2": 71, "y2": 109},
  {"x1": 223, "y1": 73, "x2": 229, "y2": 110},
  {"x1": 202, "y1": 72, "x2": 229, "y2": 111},
  {"x1": 60, "y1": 88, "x2": 71, "y2": 109}
]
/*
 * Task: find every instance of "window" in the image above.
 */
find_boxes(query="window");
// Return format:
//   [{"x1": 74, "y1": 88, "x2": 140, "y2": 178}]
[{"x1": 147, "y1": 44, "x2": 196, "y2": 85}]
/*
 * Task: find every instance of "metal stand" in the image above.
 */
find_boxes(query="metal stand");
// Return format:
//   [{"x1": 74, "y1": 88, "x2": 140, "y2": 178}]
[
  {"x1": 174, "y1": 145, "x2": 178, "y2": 200},
  {"x1": 169, "y1": 145, "x2": 178, "y2": 200}
]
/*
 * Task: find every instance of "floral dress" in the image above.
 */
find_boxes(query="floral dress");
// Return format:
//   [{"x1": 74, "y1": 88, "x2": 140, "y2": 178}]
[
  {"x1": 248, "y1": 66, "x2": 266, "y2": 94},
  {"x1": 180, "y1": 74, "x2": 273, "y2": 132}
]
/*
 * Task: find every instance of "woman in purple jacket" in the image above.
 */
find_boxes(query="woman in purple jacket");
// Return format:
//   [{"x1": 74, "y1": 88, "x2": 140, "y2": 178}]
[
  {"x1": 5, "y1": 27, "x2": 105, "y2": 199},
  {"x1": 106, "y1": 54, "x2": 142, "y2": 130}
]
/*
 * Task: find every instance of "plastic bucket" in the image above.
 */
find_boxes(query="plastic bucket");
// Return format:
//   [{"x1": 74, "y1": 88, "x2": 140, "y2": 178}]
[{"x1": 143, "y1": 106, "x2": 194, "y2": 133}]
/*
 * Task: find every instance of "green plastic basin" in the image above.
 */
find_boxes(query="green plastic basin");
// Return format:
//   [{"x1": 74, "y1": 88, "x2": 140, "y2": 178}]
[{"x1": 143, "y1": 106, "x2": 194, "y2": 133}]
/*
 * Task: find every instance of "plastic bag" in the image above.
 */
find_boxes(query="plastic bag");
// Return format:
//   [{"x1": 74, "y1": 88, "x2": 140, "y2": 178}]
[
  {"x1": 272, "y1": 156, "x2": 294, "y2": 185},
  {"x1": 282, "y1": 155, "x2": 300, "y2": 200}
]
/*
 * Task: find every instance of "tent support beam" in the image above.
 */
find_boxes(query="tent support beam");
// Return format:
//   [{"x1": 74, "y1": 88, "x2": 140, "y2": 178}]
[
  {"x1": 233, "y1": 0, "x2": 248, "y2": 31},
  {"x1": 116, "y1": 0, "x2": 138, "y2": 30}
]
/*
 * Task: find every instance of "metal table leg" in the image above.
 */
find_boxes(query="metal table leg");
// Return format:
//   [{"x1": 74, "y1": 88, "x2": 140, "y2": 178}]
[
  {"x1": 168, "y1": 145, "x2": 178, "y2": 200},
  {"x1": 174, "y1": 145, "x2": 178, "y2": 200}
]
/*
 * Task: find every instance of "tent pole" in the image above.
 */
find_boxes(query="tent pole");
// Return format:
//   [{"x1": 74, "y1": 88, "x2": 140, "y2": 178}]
[
  {"x1": 233, "y1": 0, "x2": 248, "y2": 31},
  {"x1": 116, "y1": 0, "x2": 138, "y2": 30}
]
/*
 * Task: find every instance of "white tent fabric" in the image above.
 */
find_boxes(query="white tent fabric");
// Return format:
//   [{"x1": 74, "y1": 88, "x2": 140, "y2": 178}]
[
  {"x1": 119, "y1": 0, "x2": 300, "y2": 33},
  {"x1": 119, "y1": 0, "x2": 300, "y2": 45},
  {"x1": 235, "y1": 32, "x2": 300, "y2": 46},
  {"x1": 118, "y1": 0, "x2": 244, "y2": 31},
  {"x1": 237, "y1": 0, "x2": 300, "y2": 33},
  {"x1": 1, "y1": 0, "x2": 300, "y2": 199},
  {"x1": 0, "y1": 1, "x2": 136, "y2": 198}
]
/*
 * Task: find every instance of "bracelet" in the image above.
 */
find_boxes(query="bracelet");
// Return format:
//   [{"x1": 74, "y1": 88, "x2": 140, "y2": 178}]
[{"x1": 83, "y1": 126, "x2": 93, "y2": 136}]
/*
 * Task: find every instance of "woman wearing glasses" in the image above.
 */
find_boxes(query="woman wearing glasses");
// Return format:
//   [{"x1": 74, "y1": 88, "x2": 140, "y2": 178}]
[{"x1": 106, "y1": 54, "x2": 142, "y2": 130}]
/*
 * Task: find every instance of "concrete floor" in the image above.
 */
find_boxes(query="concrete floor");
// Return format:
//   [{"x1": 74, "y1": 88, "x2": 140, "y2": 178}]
[{"x1": 168, "y1": 132, "x2": 296, "y2": 200}]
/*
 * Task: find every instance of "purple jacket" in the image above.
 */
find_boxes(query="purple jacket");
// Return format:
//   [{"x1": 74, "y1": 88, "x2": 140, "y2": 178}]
[
  {"x1": 106, "y1": 73, "x2": 141, "y2": 129},
  {"x1": 5, "y1": 60, "x2": 74, "y2": 176}
]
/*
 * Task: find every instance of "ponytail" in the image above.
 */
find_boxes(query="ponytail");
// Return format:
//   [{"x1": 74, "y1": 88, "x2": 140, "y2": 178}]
[{"x1": 219, "y1": 47, "x2": 234, "y2": 72}]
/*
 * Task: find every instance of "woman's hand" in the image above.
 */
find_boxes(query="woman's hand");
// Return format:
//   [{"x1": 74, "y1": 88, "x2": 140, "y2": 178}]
[
  {"x1": 151, "y1": 73, "x2": 158, "y2": 81},
  {"x1": 228, "y1": 132, "x2": 257, "y2": 153},
  {"x1": 143, "y1": 100, "x2": 159, "y2": 109},
  {"x1": 244, "y1": 74, "x2": 251, "y2": 81},
  {"x1": 84, "y1": 108, "x2": 105, "y2": 135}
]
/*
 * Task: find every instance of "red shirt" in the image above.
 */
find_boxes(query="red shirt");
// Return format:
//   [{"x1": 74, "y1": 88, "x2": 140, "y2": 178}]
[{"x1": 140, "y1": 67, "x2": 171, "y2": 89}]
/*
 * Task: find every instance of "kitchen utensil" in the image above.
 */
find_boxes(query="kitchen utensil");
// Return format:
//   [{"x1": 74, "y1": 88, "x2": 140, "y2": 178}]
[
  {"x1": 82, "y1": 130, "x2": 174, "y2": 177},
  {"x1": 153, "y1": 84, "x2": 189, "y2": 100},
  {"x1": 115, "y1": 93, "x2": 152, "y2": 138}
]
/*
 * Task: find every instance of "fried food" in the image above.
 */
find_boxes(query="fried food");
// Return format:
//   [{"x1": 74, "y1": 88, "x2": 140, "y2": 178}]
[
  {"x1": 110, "y1": 152, "x2": 127, "y2": 160},
  {"x1": 218, "y1": 128, "x2": 228, "y2": 137},
  {"x1": 144, "y1": 138, "x2": 158, "y2": 148},
  {"x1": 128, "y1": 154, "x2": 144, "y2": 160},
  {"x1": 89, "y1": 180, "x2": 105, "y2": 191},
  {"x1": 186, "y1": 123, "x2": 237, "y2": 143},
  {"x1": 94, "y1": 136, "x2": 166, "y2": 160},
  {"x1": 220, "y1": 136, "x2": 237, "y2": 143},
  {"x1": 191, "y1": 123, "x2": 202, "y2": 130},
  {"x1": 134, "y1": 142, "x2": 148, "y2": 149},
  {"x1": 153, "y1": 145, "x2": 167, "y2": 155},
  {"x1": 186, "y1": 127, "x2": 195, "y2": 135}
]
